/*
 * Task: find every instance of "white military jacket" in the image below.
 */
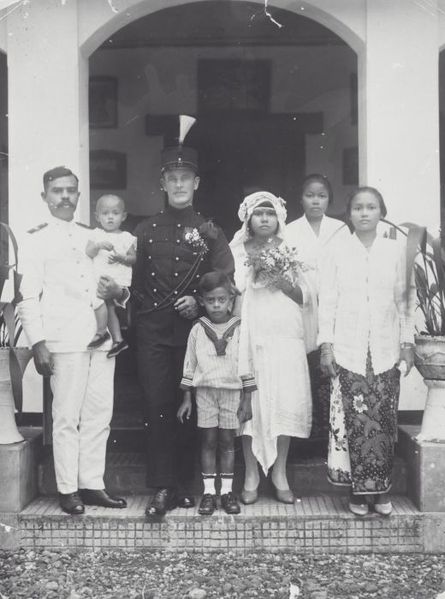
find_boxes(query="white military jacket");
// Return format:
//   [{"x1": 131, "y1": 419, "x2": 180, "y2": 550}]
[{"x1": 17, "y1": 215, "x2": 101, "y2": 352}]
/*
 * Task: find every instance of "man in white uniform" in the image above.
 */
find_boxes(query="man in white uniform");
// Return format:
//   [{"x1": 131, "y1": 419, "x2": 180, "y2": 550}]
[{"x1": 17, "y1": 166, "x2": 128, "y2": 515}]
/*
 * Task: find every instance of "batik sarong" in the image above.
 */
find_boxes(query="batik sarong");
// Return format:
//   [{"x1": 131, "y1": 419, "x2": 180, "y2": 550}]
[
  {"x1": 327, "y1": 352, "x2": 400, "y2": 494},
  {"x1": 308, "y1": 349, "x2": 330, "y2": 442}
]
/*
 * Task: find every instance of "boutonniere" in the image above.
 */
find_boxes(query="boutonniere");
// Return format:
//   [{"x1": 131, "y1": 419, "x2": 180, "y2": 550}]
[
  {"x1": 184, "y1": 227, "x2": 209, "y2": 254},
  {"x1": 184, "y1": 220, "x2": 218, "y2": 255}
]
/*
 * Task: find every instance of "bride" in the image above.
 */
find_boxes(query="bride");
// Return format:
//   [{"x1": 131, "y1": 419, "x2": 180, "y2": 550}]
[{"x1": 230, "y1": 191, "x2": 314, "y2": 504}]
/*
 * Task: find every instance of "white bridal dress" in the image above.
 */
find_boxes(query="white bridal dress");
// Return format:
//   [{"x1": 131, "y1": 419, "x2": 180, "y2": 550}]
[{"x1": 232, "y1": 242, "x2": 313, "y2": 475}]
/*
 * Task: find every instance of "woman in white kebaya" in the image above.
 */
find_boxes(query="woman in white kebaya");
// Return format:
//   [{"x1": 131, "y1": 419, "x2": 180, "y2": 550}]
[
  {"x1": 318, "y1": 187, "x2": 415, "y2": 516},
  {"x1": 286, "y1": 174, "x2": 350, "y2": 438}
]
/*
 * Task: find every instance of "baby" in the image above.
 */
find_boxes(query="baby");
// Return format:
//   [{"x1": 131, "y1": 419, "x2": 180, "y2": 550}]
[{"x1": 86, "y1": 194, "x2": 136, "y2": 358}]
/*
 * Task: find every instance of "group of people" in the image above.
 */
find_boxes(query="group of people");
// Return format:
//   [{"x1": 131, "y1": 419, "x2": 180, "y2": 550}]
[{"x1": 16, "y1": 138, "x2": 415, "y2": 519}]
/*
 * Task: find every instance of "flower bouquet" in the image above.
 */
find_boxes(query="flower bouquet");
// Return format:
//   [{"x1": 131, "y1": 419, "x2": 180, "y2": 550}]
[{"x1": 245, "y1": 243, "x2": 308, "y2": 290}]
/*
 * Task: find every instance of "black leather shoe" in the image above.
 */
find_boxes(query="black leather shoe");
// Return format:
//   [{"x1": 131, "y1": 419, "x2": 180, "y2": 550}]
[
  {"x1": 79, "y1": 489, "x2": 127, "y2": 509},
  {"x1": 178, "y1": 495, "x2": 195, "y2": 508},
  {"x1": 198, "y1": 493, "x2": 217, "y2": 516},
  {"x1": 59, "y1": 492, "x2": 85, "y2": 515},
  {"x1": 145, "y1": 488, "x2": 178, "y2": 517},
  {"x1": 221, "y1": 492, "x2": 241, "y2": 515}
]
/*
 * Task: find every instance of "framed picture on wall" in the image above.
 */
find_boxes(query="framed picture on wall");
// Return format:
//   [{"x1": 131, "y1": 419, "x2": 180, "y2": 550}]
[
  {"x1": 198, "y1": 59, "x2": 270, "y2": 114},
  {"x1": 89, "y1": 76, "x2": 118, "y2": 128},
  {"x1": 90, "y1": 150, "x2": 126, "y2": 189}
]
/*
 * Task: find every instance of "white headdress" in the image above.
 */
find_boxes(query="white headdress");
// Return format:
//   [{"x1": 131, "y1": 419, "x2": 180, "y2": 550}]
[{"x1": 230, "y1": 191, "x2": 287, "y2": 249}]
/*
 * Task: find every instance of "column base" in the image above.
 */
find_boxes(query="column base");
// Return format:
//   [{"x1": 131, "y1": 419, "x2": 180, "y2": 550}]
[
  {"x1": 399, "y1": 424, "x2": 445, "y2": 512},
  {"x1": 418, "y1": 379, "x2": 445, "y2": 441},
  {"x1": 0, "y1": 427, "x2": 42, "y2": 512}
]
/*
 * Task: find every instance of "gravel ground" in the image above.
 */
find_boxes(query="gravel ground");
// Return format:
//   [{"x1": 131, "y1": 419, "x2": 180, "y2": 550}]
[{"x1": 1, "y1": 549, "x2": 445, "y2": 599}]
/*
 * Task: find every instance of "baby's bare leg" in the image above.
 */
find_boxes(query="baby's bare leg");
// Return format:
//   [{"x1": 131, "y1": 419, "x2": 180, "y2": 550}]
[
  {"x1": 87, "y1": 302, "x2": 110, "y2": 349},
  {"x1": 95, "y1": 302, "x2": 108, "y2": 334}
]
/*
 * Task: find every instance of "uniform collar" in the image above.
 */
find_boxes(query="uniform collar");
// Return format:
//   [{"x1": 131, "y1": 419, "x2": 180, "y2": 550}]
[
  {"x1": 48, "y1": 214, "x2": 77, "y2": 229},
  {"x1": 165, "y1": 203, "x2": 195, "y2": 221}
]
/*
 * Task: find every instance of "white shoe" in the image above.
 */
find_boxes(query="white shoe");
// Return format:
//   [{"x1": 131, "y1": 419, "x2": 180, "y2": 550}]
[
  {"x1": 374, "y1": 500, "x2": 393, "y2": 516},
  {"x1": 348, "y1": 500, "x2": 369, "y2": 516}
]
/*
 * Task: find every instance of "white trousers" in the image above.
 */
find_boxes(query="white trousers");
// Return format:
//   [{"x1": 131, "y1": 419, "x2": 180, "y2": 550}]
[{"x1": 50, "y1": 352, "x2": 115, "y2": 494}]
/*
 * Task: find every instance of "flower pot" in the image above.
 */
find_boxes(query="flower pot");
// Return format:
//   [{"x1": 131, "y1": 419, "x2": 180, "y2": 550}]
[
  {"x1": 0, "y1": 347, "x2": 30, "y2": 444},
  {"x1": 414, "y1": 335, "x2": 445, "y2": 441}
]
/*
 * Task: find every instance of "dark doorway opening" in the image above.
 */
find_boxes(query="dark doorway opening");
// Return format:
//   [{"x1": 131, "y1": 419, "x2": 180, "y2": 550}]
[{"x1": 90, "y1": 1, "x2": 357, "y2": 444}]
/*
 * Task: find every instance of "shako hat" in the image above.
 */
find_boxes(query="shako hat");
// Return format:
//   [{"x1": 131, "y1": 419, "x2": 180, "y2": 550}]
[{"x1": 161, "y1": 115, "x2": 198, "y2": 173}]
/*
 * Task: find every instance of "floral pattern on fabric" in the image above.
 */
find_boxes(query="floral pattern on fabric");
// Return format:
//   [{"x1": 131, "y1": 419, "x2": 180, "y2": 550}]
[{"x1": 327, "y1": 352, "x2": 400, "y2": 494}]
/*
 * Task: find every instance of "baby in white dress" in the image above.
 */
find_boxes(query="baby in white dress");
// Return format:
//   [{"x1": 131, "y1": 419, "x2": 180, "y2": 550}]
[{"x1": 86, "y1": 194, "x2": 136, "y2": 357}]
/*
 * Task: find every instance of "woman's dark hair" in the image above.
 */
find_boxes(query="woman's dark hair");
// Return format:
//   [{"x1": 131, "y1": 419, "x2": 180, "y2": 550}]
[
  {"x1": 247, "y1": 200, "x2": 278, "y2": 236},
  {"x1": 346, "y1": 186, "x2": 387, "y2": 219},
  {"x1": 198, "y1": 271, "x2": 233, "y2": 296},
  {"x1": 301, "y1": 173, "x2": 333, "y2": 205}
]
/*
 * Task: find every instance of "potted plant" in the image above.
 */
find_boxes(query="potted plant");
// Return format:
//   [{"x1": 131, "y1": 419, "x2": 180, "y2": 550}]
[
  {"x1": 387, "y1": 221, "x2": 445, "y2": 440},
  {"x1": 0, "y1": 222, "x2": 32, "y2": 444}
]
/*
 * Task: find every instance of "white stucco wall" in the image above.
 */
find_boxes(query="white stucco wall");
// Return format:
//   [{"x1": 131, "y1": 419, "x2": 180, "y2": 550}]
[{"x1": 359, "y1": 0, "x2": 440, "y2": 229}]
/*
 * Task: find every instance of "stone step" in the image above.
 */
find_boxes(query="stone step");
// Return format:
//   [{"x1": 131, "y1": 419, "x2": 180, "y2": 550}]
[
  {"x1": 38, "y1": 451, "x2": 408, "y2": 497},
  {"x1": 10, "y1": 494, "x2": 430, "y2": 553}
]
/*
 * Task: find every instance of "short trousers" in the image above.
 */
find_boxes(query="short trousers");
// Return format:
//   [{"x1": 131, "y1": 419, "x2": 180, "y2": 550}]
[{"x1": 195, "y1": 387, "x2": 241, "y2": 429}]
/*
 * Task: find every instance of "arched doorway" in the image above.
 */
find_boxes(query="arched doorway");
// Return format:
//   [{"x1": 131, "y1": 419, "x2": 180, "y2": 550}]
[
  {"x1": 88, "y1": 1, "x2": 358, "y2": 239},
  {"x1": 87, "y1": 0, "x2": 358, "y2": 439}
]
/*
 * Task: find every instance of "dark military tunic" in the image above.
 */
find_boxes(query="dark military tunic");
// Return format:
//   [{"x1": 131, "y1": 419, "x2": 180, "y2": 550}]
[{"x1": 133, "y1": 204, "x2": 234, "y2": 490}]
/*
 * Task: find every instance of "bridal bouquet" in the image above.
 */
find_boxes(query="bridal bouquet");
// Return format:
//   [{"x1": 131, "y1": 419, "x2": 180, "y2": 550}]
[{"x1": 245, "y1": 243, "x2": 308, "y2": 290}]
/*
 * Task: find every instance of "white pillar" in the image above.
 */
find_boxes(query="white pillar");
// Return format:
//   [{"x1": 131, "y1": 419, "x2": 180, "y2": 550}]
[
  {"x1": 7, "y1": 0, "x2": 90, "y2": 239},
  {"x1": 359, "y1": 0, "x2": 440, "y2": 229}
]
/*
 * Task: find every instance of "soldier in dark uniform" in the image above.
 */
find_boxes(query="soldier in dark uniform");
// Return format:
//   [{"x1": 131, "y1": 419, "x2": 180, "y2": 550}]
[{"x1": 133, "y1": 142, "x2": 234, "y2": 516}]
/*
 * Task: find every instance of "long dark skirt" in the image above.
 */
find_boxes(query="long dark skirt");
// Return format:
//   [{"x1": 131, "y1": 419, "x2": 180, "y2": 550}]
[
  {"x1": 327, "y1": 352, "x2": 401, "y2": 495},
  {"x1": 307, "y1": 349, "x2": 331, "y2": 442}
]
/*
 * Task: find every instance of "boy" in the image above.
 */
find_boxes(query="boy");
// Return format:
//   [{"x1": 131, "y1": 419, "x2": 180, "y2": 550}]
[
  {"x1": 177, "y1": 271, "x2": 256, "y2": 515},
  {"x1": 86, "y1": 194, "x2": 136, "y2": 358}
]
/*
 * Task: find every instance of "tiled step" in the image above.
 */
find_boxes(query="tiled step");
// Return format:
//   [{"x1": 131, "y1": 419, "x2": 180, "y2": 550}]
[
  {"x1": 16, "y1": 494, "x2": 425, "y2": 553},
  {"x1": 38, "y1": 451, "x2": 408, "y2": 497}
]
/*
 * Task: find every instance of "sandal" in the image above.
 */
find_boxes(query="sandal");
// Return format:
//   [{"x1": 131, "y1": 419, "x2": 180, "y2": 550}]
[
  {"x1": 348, "y1": 495, "x2": 369, "y2": 516},
  {"x1": 374, "y1": 495, "x2": 393, "y2": 515}
]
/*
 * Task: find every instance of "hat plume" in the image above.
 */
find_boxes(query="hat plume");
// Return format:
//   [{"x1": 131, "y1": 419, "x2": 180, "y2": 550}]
[{"x1": 178, "y1": 115, "x2": 196, "y2": 145}]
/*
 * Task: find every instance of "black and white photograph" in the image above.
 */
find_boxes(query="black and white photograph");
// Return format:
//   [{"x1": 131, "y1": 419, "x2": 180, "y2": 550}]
[{"x1": 0, "y1": 1, "x2": 445, "y2": 598}]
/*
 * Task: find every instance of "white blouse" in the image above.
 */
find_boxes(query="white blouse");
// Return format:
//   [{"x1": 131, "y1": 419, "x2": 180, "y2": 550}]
[
  {"x1": 285, "y1": 214, "x2": 350, "y2": 351},
  {"x1": 286, "y1": 214, "x2": 350, "y2": 280},
  {"x1": 317, "y1": 234, "x2": 415, "y2": 376}
]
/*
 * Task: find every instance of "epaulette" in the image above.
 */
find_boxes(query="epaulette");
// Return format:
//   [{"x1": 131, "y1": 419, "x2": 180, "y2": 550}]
[
  {"x1": 27, "y1": 223, "x2": 48, "y2": 234},
  {"x1": 76, "y1": 221, "x2": 93, "y2": 229}
]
